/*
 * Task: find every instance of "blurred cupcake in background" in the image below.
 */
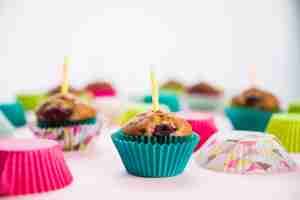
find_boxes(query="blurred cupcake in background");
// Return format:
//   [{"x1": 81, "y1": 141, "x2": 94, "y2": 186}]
[
  {"x1": 288, "y1": 100, "x2": 300, "y2": 113},
  {"x1": 225, "y1": 87, "x2": 280, "y2": 132},
  {"x1": 84, "y1": 81, "x2": 117, "y2": 98},
  {"x1": 187, "y1": 82, "x2": 224, "y2": 111},
  {"x1": 31, "y1": 93, "x2": 101, "y2": 151},
  {"x1": 160, "y1": 80, "x2": 186, "y2": 96},
  {"x1": 0, "y1": 102, "x2": 27, "y2": 127}
]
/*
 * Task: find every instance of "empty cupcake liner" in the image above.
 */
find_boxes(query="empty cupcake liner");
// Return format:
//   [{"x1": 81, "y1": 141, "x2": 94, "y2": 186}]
[
  {"x1": 266, "y1": 113, "x2": 300, "y2": 153},
  {"x1": 288, "y1": 101, "x2": 300, "y2": 113},
  {"x1": 0, "y1": 139, "x2": 73, "y2": 196},
  {"x1": 195, "y1": 131, "x2": 297, "y2": 174},
  {"x1": 30, "y1": 121, "x2": 102, "y2": 151},
  {"x1": 224, "y1": 107, "x2": 273, "y2": 132},
  {"x1": 16, "y1": 94, "x2": 46, "y2": 111},
  {"x1": 0, "y1": 102, "x2": 26, "y2": 127},
  {"x1": 111, "y1": 131, "x2": 199, "y2": 177},
  {"x1": 178, "y1": 112, "x2": 218, "y2": 152},
  {"x1": 187, "y1": 94, "x2": 224, "y2": 111}
]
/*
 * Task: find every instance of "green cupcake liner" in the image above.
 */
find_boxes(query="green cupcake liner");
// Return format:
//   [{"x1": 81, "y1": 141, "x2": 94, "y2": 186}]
[
  {"x1": 0, "y1": 103, "x2": 26, "y2": 127},
  {"x1": 224, "y1": 107, "x2": 273, "y2": 132},
  {"x1": 187, "y1": 95, "x2": 223, "y2": 111},
  {"x1": 111, "y1": 130, "x2": 199, "y2": 177},
  {"x1": 288, "y1": 101, "x2": 300, "y2": 113},
  {"x1": 16, "y1": 94, "x2": 47, "y2": 111},
  {"x1": 266, "y1": 113, "x2": 300, "y2": 153},
  {"x1": 144, "y1": 93, "x2": 180, "y2": 112},
  {"x1": 37, "y1": 117, "x2": 97, "y2": 128}
]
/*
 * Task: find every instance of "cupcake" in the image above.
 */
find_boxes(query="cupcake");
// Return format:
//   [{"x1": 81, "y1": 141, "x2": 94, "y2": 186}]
[
  {"x1": 160, "y1": 80, "x2": 186, "y2": 96},
  {"x1": 225, "y1": 87, "x2": 280, "y2": 132},
  {"x1": 84, "y1": 81, "x2": 116, "y2": 98},
  {"x1": 31, "y1": 93, "x2": 101, "y2": 151},
  {"x1": 195, "y1": 131, "x2": 297, "y2": 174},
  {"x1": 266, "y1": 113, "x2": 300, "y2": 153},
  {"x1": 111, "y1": 110, "x2": 199, "y2": 177},
  {"x1": 187, "y1": 82, "x2": 224, "y2": 111}
]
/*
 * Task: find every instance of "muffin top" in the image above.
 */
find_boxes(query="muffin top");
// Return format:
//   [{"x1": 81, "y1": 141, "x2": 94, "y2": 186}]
[
  {"x1": 122, "y1": 110, "x2": 192, "y2": 137},
  {"x1": 160, "y1": 80, "x2": 186, "y2": 91},
  {"x1": 85, "y1": 81, "x2": 115, "y2": 92},
  {"x1": 48, "y1": 86, "x2": 82, "y2": 96},
  {"x1": 231, "y1": 87, "x2": 280, "y2": 112},
  {"x1": 36, "y1": 93, "x2": 96, "y2": 123},
  {"x1": 187, "y1": 82, "x2": 223, "y2": 96}
]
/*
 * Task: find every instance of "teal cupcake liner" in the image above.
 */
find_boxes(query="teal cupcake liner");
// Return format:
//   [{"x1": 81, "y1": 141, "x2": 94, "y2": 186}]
[
  {"x1": 37, "y1": 118, "x2": 97, "y2": 128},
  {"x1": 224, "y1": 107, "x2": 273, "y2": 132},
  {"x1": 187, "y1": 94, "x2": 223, "y2": 111},
  {"x1": 111, "y1": 131, "x2": 199, "y2": 177},
  {"x1": 0, "y1": 103, "x2": 26, "y2": 127},
  {"x1": 266, "y1": 113, "x2": 300, "y2": 153},
  {"x1": 144, "y1": 93, "x2": 180, "y2": 112}
]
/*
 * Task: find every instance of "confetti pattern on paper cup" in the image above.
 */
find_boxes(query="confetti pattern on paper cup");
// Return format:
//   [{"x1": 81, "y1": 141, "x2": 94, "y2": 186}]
[
  {"x1": 30, "y1": 122, "x2": 102, "y2": 151},
  {"x1": 195, "y1": 131, "x2": 297, "y2": 174}
]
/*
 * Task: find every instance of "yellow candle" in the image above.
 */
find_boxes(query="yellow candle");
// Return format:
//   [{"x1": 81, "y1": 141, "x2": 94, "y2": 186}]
[
  {"x1": 61, "y1": 56, "x2": 70, "y2": 94},
  {"x1": 150, "y1": 69, "x2": 159, "y2": 112}
]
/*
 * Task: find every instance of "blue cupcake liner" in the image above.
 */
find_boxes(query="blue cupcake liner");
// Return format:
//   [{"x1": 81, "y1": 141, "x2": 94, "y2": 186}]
[
  {"x1": 111, "y1": 131, "x2": 199, "y2": 177},
  {"x1": 0, "y1": 102, "x2": 26, "y2": 127},
  {"x1": 224, "y1": 107, "x2": 274, "y2": 132}
]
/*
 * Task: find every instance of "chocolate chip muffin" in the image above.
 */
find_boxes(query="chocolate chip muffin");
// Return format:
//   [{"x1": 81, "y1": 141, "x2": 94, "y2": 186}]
[
  {"x1": 160, "y1": 80, "x2": 186, "y2": 93},
  {"x1": 231, "y1": 87, "x2": 280, "y2": 112},
  {"x1": 187, "y1": 82, "x2": 223, "y2": 96},
  {"x1": 36, "y1": 93, "x2": 97, "y2": 127},
  {"x1": 84, "y1": 81, "x2": 116, "y2": 97},
  {"x1": 122, "y1": 110, "x2": 192, "y2": 137}
]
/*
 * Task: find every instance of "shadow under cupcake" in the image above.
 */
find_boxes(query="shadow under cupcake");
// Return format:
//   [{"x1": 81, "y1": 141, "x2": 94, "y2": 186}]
[
  {"x1": 111, "y1": 110, "x2": 199, "y2": 177},
  {"x1": 225, "y1": 87, "x2": 280, "y2": 132}
]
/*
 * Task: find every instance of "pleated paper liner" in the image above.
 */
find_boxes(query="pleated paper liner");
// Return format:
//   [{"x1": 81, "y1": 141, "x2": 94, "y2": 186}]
[
  {"x1": 266, "y1": 113, "x2": 300, "y2": 153},
  {"x1": 224, "y1": 106, "x2": 274, "y2": 132},
  {"x1": 288, "y1": 101, "x2": 300, "y2": 113},
  {"x1": 187, "y1": 94, "x2": 224, "y2": 111},
  {"x1": 195, "y1": 131, "x2": 297, "y2": 174},
  {"x1": 111, "y1": 130, "x2": 199, "y2": 177},
  {"x1": 0, "y1": 102, "x2": 27, "y2": 127},
  {"x1": 16, "y1": 94, "x2": 47, "y2": 111},
  {"x1": 30, "y1": 119, "x2": 102, "y2": 151},
  {"x1": 0, "y1": 139, "x2": 73, "y2": 196}
]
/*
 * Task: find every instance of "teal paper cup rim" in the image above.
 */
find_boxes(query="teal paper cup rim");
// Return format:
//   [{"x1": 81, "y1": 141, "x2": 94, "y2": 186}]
[
  {"x1": 0, "y1": 103, "x2": 26, "y2": 127},
  {"x1": 111, "y1": 130, "x2": 199, "y2": 177},
  {"x1": 224, "y1": 106, "x2": 274, "y2": 132}
]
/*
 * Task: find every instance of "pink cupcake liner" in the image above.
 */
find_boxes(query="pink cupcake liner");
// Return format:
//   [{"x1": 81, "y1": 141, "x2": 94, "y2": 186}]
[
  {"x1": 0, "y1": 139, "x2": 73, "y2": 196},
  {"x1": 90, "y1": 89, "x2": 116, "y2": 97},
  {"x1": 177, "y1": 112, "x2": 218, "y2": 152}
]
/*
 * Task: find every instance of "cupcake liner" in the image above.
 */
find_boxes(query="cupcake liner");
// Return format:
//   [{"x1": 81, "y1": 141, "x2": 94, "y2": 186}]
[
  {"x1": 16, "y1": 94, "x2": 46, "y2": 111},
  {"x1": 0, "y1": 103, "x2": 26, "y2": 127},
  {"x1": 0, "y1": 139, "x2": 73, "y2": 196},
  {"x1": 195, "y1": 131, "x2": 297, "y2": 174},
  {"x1": 30, "y1": 120, "x2": 102, "y2": 151},
  {"x1": 187, "y1": 94, "x2": 223, "y2": 111},
  {"x1": 288, "y1": 101, "x2": 300, "y2": 113},
  {"x1": 111, "y1": 131, "x2": 199, "y2": 177},
  {"x1": 266, "y1": 113, "x2": 300, "y2": 153},
  {"x1": 224, "y1": 107, "x2": 273, "y2": 132},
  {"x1": 178, "y1": 112, "x2": 218, "y2": 152},
  {"x1": 144, "y1": 93, "x2": 180, "y2": 112},
  {"x1": 90, "y1": 89, "x2": 116, "y2": 97}
]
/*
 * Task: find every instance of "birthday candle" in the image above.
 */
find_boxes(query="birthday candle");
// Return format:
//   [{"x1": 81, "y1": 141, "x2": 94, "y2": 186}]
[
  {"x1": 150, "y1": 66, "x2": 159, "y2": 112},
  {"x1": 61, "y1": 56, "x2": 70, "y2": 94}
]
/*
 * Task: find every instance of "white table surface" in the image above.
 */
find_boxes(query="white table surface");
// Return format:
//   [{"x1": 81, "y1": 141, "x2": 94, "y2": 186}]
[{"x1": 3, "y1": 119, "x2": 300, "y2": 200}]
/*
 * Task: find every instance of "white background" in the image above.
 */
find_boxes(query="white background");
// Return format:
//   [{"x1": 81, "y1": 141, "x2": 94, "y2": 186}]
[{"x1": 0, "y1": 0, "x2": 299, "y2": 102}]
